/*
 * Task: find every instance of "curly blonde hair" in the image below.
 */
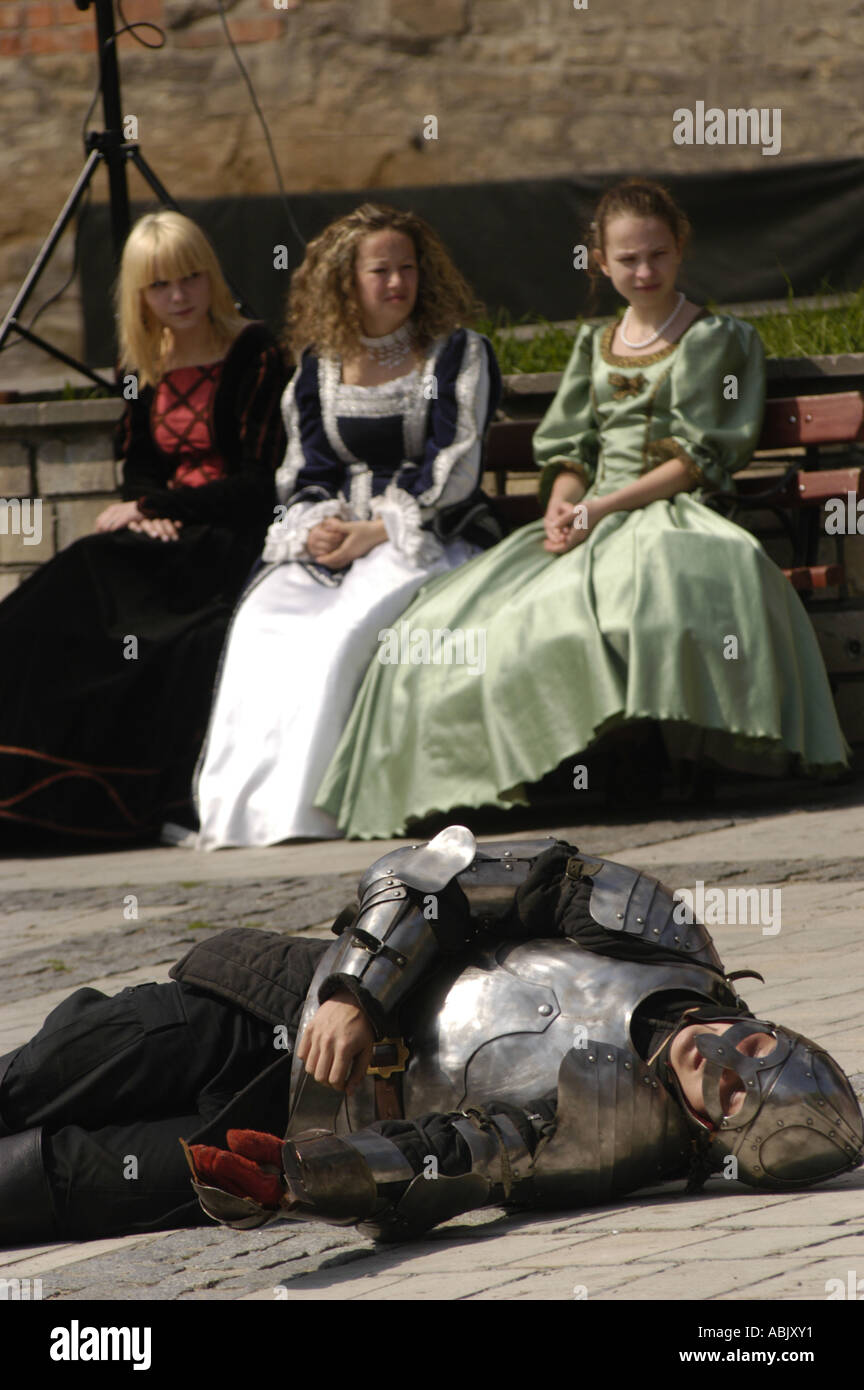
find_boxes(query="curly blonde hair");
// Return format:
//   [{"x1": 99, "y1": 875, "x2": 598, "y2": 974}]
[
  {"x1": 115, "y1": 210, "x2": 247, "y2": 388},
  {"x1": 284, "y1": 203, "x2": 482, "y2": 363}
]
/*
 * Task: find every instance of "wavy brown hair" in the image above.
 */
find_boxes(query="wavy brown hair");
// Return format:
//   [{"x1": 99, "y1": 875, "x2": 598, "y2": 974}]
[
  {"x1": 586, "y1": 178, "x2": 691, "y2": 286},
  {"x1": 284, "y1": 203, "x2": 482, "y2": 363}
]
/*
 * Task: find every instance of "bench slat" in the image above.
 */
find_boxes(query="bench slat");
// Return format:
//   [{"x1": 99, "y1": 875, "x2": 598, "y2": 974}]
[
  {"x1": 782, "y1": 564, "x2": 845, "y2": 591},
  {"x1": 796, "y1": 467, "x2": 864, "y2": 503},
  {"x1": 758, "y1": 392, "x2": 864, "y2": 448}
]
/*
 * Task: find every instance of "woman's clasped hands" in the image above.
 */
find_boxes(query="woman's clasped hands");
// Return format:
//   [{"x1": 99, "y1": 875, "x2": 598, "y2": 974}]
[
  {"x1": 542, "y1": 495, "x2": 600, "y2": 554},
  {"x1": 307, "y1": 517, "x2": 388, "y2": 568},
  {"x1": 94, "y1": 499, "x2": 183, "y2": 542}
]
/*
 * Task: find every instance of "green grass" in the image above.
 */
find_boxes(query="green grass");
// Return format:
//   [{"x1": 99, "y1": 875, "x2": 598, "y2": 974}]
[
  {"x1": 475, "y1": 285, "x2": 864, "y2": 374},
  {"x1": 743, "y1": 286, "x2": 864, "y2": 359}
]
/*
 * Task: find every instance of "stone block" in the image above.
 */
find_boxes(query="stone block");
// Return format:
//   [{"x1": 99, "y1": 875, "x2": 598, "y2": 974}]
[
  {"x1": 0, "y1": 439, "x2": 31, "y2": 494},
  {"x1": 389, "y1": 0, "x2": 468, "y2": 39},
  {"x1": 55, "y1": 497, "x2": 113, "y2": 553},
  {"x1": 37, "y1": 452, "x2": 119, "y2": 497},
  {"x1": 0, "y1": 499, "x2": 55, "y2": 564}
]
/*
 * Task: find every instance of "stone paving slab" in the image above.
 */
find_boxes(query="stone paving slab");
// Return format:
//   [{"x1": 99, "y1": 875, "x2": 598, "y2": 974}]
[{"x1": 1, "y1": 786, "x2": 863, "y2": 1301}]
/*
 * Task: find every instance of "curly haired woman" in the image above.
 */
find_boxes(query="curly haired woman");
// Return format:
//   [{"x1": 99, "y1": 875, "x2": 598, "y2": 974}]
[{"x1": 194, "y1": 203, "x2": 501, "y2": 847}]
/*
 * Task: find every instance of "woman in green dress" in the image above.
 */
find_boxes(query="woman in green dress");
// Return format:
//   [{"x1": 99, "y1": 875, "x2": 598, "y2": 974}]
[{"x1": 316, "y1": 179, "x2": 849, "y2": 839}]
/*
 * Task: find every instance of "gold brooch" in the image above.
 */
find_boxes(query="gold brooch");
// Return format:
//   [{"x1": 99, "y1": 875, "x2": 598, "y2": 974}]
[{"x1": 608, "y1": 372, "x2": 647, "y2": 399}]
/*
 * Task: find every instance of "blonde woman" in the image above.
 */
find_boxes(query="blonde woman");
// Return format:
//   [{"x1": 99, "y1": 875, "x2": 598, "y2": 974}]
[
  {"x1": 0, "y1": 211, "x2": 286, "y2": 843},
  {"x1": 194, "y1": 203, "x2": 501, "y2": 848}
]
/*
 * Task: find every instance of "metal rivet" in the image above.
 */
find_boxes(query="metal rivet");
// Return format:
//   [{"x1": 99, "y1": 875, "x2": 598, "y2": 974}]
[
  {"x1": 503, "y1": 850, "x2": 512, "y2": 856},
  {"x1": 777, "y1": 1120, "x2": 784, "y2": 1127},
  {"x1": 636, "y1": 917, "x2": 644, "y2": 924},
  {"x1": 504, "y1": 863, "x2": 513, "y2": 871},
  {"x1": 617, "y1": 913, "x2": 624, "y2": 919},
  {"x1": 538, "y1": 1004, "x2": 553, "y2": 1016},
  {"x1": 807, "y1": 1119, "x2": 813, "y2": 1126},
  {"x1": 624, "y1": 1062, "x2": 632, "y2": 1070},
  {"x1": 606, "y1": 1054, "x2": 614, "y2": 1061},
  {"x1": 651, "y1": 1081, "x2": 658, "y2": 1089},
  {"x1": 588, "y1": 1054, "x2": 595, "y2": 1062},
  {"x1": 652, "y1": 928, "x2": 660, "y2": 935}
]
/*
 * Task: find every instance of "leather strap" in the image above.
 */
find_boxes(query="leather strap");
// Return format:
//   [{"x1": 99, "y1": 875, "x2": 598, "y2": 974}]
[{"x1": 369, "y1": 1038, "x2": 408, "y2": 1121}]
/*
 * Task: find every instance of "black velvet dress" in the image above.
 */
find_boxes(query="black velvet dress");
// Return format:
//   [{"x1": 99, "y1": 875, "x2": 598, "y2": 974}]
[{"x1": 0, "y1": 321, "x2": 287, "y2": 843}]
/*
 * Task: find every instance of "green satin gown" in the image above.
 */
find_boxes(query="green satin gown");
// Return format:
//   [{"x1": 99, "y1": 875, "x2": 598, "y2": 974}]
[{"x1": 316, "y1": 312, "x2": 850, "y2": 838}]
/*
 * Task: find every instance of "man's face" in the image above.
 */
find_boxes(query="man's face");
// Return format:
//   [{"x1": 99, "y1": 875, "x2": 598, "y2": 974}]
[{"x1": 668, "y1": 1021, "x2": 778, "y2": 1123}]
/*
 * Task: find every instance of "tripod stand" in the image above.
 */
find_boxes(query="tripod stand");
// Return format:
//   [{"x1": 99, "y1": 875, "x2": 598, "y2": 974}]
[{"x1": 0, "y1": 0, "x2": 252, "y2": 392}]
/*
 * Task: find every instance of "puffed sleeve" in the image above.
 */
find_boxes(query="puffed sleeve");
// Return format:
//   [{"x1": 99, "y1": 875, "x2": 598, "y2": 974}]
[
  {"x1": 262, "y1": 351, "x2": 355, "y2": 563},
  {"x1": 369, "y1": 328, "x2": 501, "y2": 566},
  {"x1": 647, "y1": 315, "x2": 766, "y2": 493},
  {"x1": 533, "y1": 323, "x2": 600, "y2": 509}
]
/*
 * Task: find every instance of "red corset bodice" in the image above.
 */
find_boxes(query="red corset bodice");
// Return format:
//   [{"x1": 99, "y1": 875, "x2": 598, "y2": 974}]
[{"x1": 153, "y1": 362, "x2": 226, "y2": 489}]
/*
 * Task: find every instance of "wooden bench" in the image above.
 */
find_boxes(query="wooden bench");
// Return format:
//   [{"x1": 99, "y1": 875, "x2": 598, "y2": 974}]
[{"x1": 483, "y1": 388, "x2": 864, "y2": 699}]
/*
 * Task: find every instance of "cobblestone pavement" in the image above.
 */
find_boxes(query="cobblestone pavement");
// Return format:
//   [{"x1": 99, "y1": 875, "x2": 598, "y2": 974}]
[{"x1": 1, "y1": 783, "x2": 863, "y2": 1302}]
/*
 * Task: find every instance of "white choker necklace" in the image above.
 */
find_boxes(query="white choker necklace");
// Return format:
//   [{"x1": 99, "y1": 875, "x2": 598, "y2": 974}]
[
  {"x1": 359, "y1": 322, "x2": 415, "y2": 368},
  {"x1": 620, "y1": 292, "x2": 685, "y2": 349}
]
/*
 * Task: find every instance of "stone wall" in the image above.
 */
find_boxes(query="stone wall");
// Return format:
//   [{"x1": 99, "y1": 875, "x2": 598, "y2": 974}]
[
  {"x1": 0, "y1": 398, "x2": 123, "y2": 598},
  {"x1": 1, "y1": 0, "x2": 863, "y2": 378}
]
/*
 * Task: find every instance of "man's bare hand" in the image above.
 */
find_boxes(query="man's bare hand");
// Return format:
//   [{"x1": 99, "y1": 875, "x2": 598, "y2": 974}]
[{"x1": 297, "y1": 989, "x2": 375, "y2": 1096}]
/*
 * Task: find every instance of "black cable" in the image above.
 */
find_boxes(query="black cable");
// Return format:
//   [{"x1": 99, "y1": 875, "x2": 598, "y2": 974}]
[
  {"x1": 114, "y1": 0, "x2": 166, "y2": 51},
  {"x1": 215, "y1": 0, "x2": 306, "y2": 253}
]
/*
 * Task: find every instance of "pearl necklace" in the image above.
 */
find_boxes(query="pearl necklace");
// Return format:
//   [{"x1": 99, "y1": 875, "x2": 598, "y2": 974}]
[
  {"x1": 359, "y1": 321, "x2": 415, "y2": 369},
  {"x1": 620, "y1": 292, "x2": 685, "y2": 350}
]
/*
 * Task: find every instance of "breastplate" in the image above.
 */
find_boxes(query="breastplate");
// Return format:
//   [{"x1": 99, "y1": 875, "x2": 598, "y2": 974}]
[{"x1": 286, "y1": 936, "x2": 739, "y2": 1136}]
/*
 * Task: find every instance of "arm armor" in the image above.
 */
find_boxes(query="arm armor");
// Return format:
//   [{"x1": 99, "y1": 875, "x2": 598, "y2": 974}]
[
  {"x1": 318, "y1": 829, "x2": 563, "y2": 1035},
  {"x1": 192, "y1": 1113, "x2": 534, "y2": 1241}
]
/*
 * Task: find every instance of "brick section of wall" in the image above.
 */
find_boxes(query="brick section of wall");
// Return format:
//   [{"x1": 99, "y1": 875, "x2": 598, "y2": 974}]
[{"x1": 0, "y1": 399, "x2": 123, "y2": 589}]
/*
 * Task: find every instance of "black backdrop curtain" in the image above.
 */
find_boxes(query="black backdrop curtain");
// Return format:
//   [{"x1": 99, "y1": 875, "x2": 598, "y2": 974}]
[{"x1": 79, "y1": 158, "x2": 864, "y2": 366}]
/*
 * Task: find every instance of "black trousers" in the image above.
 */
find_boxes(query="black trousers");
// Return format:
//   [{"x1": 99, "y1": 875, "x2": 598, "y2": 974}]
[
  {"x1": 0, "y1": 962, "x2": 554, "y2": 1238},
  {"x1": 0, "y1": 981, "x2": 284, "y2": 1236}
]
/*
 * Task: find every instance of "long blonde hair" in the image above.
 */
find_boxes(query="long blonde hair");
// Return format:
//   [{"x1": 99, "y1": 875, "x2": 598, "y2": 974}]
[
  {"x1": 284, "y1": 203, "x2": 482, "y2": 363},
  {"x1": 115, "y1": 210, "x2": 247, "y2": 387}
]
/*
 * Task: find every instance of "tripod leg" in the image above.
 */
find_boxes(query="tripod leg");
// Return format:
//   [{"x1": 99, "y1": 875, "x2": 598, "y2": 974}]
[
  {"x1": 126, "y1": 147, "x2": 180, "y2": 212},
  {"x1": 0, "y1": 150, "x2": 103, "y2": 352}
]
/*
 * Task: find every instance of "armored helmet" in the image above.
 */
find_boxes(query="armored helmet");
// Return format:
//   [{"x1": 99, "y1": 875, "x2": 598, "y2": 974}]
[{"x1": 663, "y1": 1010, "x2": 864, "y2": 1190}]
